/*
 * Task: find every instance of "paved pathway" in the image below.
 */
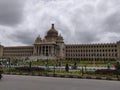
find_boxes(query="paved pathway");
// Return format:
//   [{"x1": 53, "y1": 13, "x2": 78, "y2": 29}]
[{"x1": 0, "y1": 75, "x2": 119, "y2": 90}]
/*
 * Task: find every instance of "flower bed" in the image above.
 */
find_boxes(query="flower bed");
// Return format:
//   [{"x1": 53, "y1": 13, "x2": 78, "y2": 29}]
[
  {"x1": 15, "y1": 66, "x2": 45, "y2": 72},
  {"x1": 95, "y1": 69, "x2": 118, "y2": 75}
]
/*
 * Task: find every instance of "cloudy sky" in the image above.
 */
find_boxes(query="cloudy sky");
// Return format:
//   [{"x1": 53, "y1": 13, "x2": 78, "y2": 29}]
[{"x1": 0, "y1": 0, "x2": 120, "y2": 46}]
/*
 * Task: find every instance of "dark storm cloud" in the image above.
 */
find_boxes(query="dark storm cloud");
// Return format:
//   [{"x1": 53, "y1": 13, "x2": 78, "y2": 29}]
[
  {"x1": 75, "y1": 30, "x2": 100, "y2": 44},
  {"x1": 9, "y1": 30, "x2": 37, "y2": 45},
  {"x1": 103, "y1": 12, "x2": 120, "y2": 33},
  {"x1": 0, "y1": 0, "x2": 25, "y2": 26}
]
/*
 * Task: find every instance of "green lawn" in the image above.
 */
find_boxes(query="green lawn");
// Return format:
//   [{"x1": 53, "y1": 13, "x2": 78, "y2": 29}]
[
  {"x1": 0, "y1": 59, "x2": 116, "y2": 67},
  {"x1": 30, "y1": 59, "x2": 116, "y2": 67}
]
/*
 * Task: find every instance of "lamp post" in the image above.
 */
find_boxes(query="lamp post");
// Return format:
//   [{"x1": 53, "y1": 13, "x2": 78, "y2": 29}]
[
  {"x1": 81, "y1": 66, "x2": 83, "y2": 76},
  {"x1": 53, "y1": 64, "x2": 55, "y2": 76},
  {"x1": 45, "y1": 54, "x2": 49, "y2": 75},
  {"x1": 8, "y1": 58, "x2": 10, "y2": 73},
  {"x1": 93, "y1": 53, "x2": 96, "y2": 68},
  {"x1": 29, "y1": 61, "x2": 32, "y2": 71}
]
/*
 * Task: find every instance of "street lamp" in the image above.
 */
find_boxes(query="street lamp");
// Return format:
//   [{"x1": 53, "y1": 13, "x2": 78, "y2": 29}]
[
  {"x1": 93, "y1": 53, "x2": 96, "y2": 68},
  {"x1": 29, "y1": 61, "x2": 32, "y2": 71},
  {"x1": 8, "y1": 58, "x2": 10, "y2": 73}
]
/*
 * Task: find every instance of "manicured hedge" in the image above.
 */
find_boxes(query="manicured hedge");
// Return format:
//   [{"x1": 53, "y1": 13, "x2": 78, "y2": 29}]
[
  {"x1": 95, "y1": 69, "x2": 119, "y2": 75},
  {"x1": 15, "y1": 66, "x2": 45, "y2": 72}
]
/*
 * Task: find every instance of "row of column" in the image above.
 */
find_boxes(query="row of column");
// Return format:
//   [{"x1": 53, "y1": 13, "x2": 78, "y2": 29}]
[{"x1": 35, "y1": 45, "x2": 57, "y2": 56}]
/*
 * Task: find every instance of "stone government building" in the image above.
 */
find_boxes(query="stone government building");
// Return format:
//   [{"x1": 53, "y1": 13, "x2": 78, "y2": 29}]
[{"x1": 0, "y1": 24, "x2": 120, "y2": 61}]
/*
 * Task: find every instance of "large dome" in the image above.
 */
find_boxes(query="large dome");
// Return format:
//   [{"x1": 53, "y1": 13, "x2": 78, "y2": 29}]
[{"x1": 47, "y1": 24, "x2": 58, "y2": 37}]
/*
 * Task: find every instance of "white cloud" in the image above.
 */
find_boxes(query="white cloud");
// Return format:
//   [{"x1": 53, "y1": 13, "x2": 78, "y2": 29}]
[{"x1": 1, "y1": 0, "x2": 120, "y2": 46}]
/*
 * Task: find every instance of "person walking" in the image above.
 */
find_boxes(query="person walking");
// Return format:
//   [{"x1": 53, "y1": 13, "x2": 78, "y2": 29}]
[
  {"x1": 65, "y1": 63, "x2": 69, "y2": 72},
  {"x1": 0, "y1": 62, "x2": 3, "y2": 79}
]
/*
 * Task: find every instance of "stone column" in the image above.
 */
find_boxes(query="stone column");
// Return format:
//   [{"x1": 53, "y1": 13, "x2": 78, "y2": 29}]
[
  {"x1": 48, "y1": 45, "x2": 49, "y2": 56},
  {"x1": 39, "y1": 46, "x2": 41, "y2": 56},
  {"x1": 36, "y1": 45, "x2": 38, "y2": 55},
  {"x1": 43, "y1": 46, "x2": 45, "y2": 56},
  {"x1": 38, "y1": 46, "x2": 40, "y2": 56},
  {"x1": 52, "y1": 45, "x2": 54, "y2": 56},
  {"x1": 41, "y1": 45, "x2": 43, "y2": 56},
  {"x1": 49, "y1": 45, "x2": 51, "y2": 56},
  {"x1": 40, "y1": 45, "x2": 41, "y2": 56},
  {"x1": 44, "y1": 46, "x2": 45, "y2": 56},
  {"x1": 39, "y1": 46, "x2": 41, "y2": 55},
  {"x1": 33, "y1": 45, "x2": 36, "y2": 56},
  {"x1": 51, "y1": 45, "x2": 53, "y2": 56},
  {"x1": 37, "y1": 46, "x2": 38, "y2": 56},
  {"x1": 54, "y1": 46, "x2": 56, "y2": 55}
]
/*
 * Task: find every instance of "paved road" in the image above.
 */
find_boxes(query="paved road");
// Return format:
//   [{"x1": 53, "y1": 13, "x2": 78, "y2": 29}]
[{"x1": 0, "y1": 75, "x2": 119, "y2": 90}]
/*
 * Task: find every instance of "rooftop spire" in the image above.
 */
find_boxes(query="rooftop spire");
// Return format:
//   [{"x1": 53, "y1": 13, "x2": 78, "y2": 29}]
[{"x1": 52, "y1": 24, "x2": 54, "y2": 29}]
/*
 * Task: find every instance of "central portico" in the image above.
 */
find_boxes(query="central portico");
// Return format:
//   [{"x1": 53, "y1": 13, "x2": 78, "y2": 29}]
[{"x1": 32, "y1": 24, "x2": 65, "y2": 60}]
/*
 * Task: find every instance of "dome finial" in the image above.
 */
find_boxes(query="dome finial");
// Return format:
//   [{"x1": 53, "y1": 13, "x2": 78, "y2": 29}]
[{"x1": 52, "y1": 24, "x2": 54, "y2": 29}]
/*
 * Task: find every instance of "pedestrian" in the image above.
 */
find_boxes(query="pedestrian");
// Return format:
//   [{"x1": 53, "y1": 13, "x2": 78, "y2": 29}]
[
  {"x1": 0, "y1": 62, "x2": 3, "y2": 79},
  {"x1": 65, "y1": 63, "x2": 69, "y2": 72},
  {"x1": 107, "y1": 63, "x2": 110, "y2": 69}
]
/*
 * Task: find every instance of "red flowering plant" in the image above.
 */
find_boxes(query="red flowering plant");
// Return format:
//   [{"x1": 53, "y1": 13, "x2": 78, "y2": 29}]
[
  {"x1": 15, "y1": 66, "x2": 45, "y2": 72},
  {"x1": 95, "y1": 69, "x2": 117, "y2": 75}
]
